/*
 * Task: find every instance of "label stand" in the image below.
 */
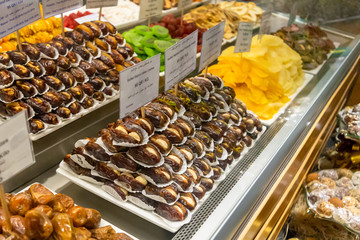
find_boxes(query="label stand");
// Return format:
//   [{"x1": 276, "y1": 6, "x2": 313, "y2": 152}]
[
  {"x1": 181, "y1": 8, "x2": 184, "y2": 26},
  {"x1": 174, "y1": 83, "x2": 179, "y2": 96},
  {"x1": 0, "y1": 184, "x2": 11, "y2": 232},
  {"x1": 61, "y1": 13, "x2": 65, "y2": 37},
  {"x1": 141, "y1": 107, "x2": 145, "y2": 118},
  {"x1": 148, "y1": 17, "x2": 151, "y2": 30},
  {"x1": 99, "y1": 7, "x2": 103, "y2": 21},
  {"x1": 16, "y1": 31, "x2": 22, "y2": 52},
  {"x1": 204, "y1": 65, "x2": 208, "y2": 77}
]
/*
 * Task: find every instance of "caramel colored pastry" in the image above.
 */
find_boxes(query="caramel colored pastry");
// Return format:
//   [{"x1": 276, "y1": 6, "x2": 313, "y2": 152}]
[
  {"x1": 58, "y1": 91, "x2": 73, "y2": 105},
  {"x1": 49, "y1": 40, "x2": 67, "y2": 56},
  {"x1": 70, "y1": 67, "x2": 86, "y2": 83},
  {"x1": 177, "y1": 146, "x2": 194, "y2": 164},
  {"x1": 80, "y1": 96, "x2": 95, "y2": 109},
  {"x1": 94, "y1": 38, "x2": 109, "y2": 51},
  {"x1": 39, "y1": 59, "x2": 57, "y2": 75},
  {"x1": 5, "y1": 101, "x2": 31, "y2": 117},
  {"x1": 26, "y1": 61, "x2": 43, "y2": 77},
  {"x1": 56, "y1": 56, "x2": 71, "y2": 70},
  {"x1": 0, "y1": 69, "x2": 13, "y2": 86},
  {"x1": 67, "y1": 51, "x2": 79, "y2": 64},
  {"x1": 123, "y1": 61, "x2": 133, "y2": 68},
  {"x1": 173, "y1": 174, "x2": 192, "y2": 191},
  {"x1": 104, "y1": 35, "x2": 117, "y2": 49},
  {"x1": 42, "y1": 75, "x2": 64, "y2": 91},
  {"x1": 316, "y1": 200, "x2": 335, "y2": 217},
  {"x1": 192, "y1": 184, "x2": 206, "y2": 200},
  {"x1": 51, "y1": 212, "x2": 73, "y2": 238},
  {"x1": 75, "y1": 25, "x2": 95, "y2": 41},
  {"x1": 12, "y1": 64, "x2": 31, "y2": 78},
  {"x1": 83, "y1": 22, "x2": 102, "y2": 38},
  {"x1": 0, "y1": 86, "x2": 21, "y2": 102},
  {"x1": 149, "y1": 134, "x2": 172, "y2": 155},
  {"x1": 8, "y1": 51, "x2": 28, "y2": 64},
  {"x1": 110, "y1": 49, "x2": 125, "y2": 65},
  {"x1": 9, "y1": 192, "x2": 34, "y2": 216},
  {"x1": 56, "y1": 107, "x2": 71, "y2": 119},
  {"x1": 42, "y1": 91, "x2": 63, "y2": 108},
  {"x1": 68, "y1": 85, "x2": 84, "y2": 101},
  {"x1": 85, "y1": 41, "x2": 99, "y2": 57},
  {"x1": 306, "y1": 172, "x2": 320, "y2": 183},
  {"x1": 25, "y1": 97, "x2": 51, "y2": 114},
  {"x1": 179, "y1": 193, "x2": 197, "y2": 211},
  {"x1": 0, "y1": 52, "x2": 10, "y2": 65},
  {"x1": 155, "y1": 202, "x2": 188, "y2": 221},
  {"x1": 118, "y1": 172, "x2": 147, "y2": 192},
  {"x1": 194, "y1": 159, "x2": 212, "y2": 176},
  {"x1": 110, "y1": 121, "x2": 144, "y2": 144},
  {"x1": 24, "y1": 209, "x2": 53, "y2": 239},
  {"x1": 92, "y1": 59, "x2": 111, "y2": 73},
  {"x1": 145, "y1": 184, "x2": 178, "y2": 203},
  {"x1": 328, "y1": 197, "x2": 344, "y2": 208},
  {"x1": 92, "y1": 21, "x2": 109, "y2": 35},
  {"x1": 140, "y1": 166, "x2": 172, "y2": 184},
  {"x1": 73, "y1": 45, "x2": 91, "y2": 61},
  {"x1": 28, "y1": 118, "x2": 45, "y2": 134}
]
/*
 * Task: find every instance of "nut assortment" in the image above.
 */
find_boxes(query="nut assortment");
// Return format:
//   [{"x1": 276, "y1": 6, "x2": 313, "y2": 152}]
[
  {"x1": 61, "y1": 73, "x2": 264, "y2": 223},
  {"x1": 0, "y1": 21, "x2": 138, "y2": 135},
  {"x1": 0, "y1": 183, "x2": 133, "y2": 239}
]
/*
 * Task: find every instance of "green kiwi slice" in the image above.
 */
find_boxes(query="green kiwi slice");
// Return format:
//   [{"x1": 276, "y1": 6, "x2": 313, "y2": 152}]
[
  {"x1": 141, "y1": 35, "x2": 157, "y2": 48},
  {"x1": 153, "y1": 40, "x2": 173, "y2": 53},
  {"x1": 134, "y1": 46, "x2": 145, "y2": 55},
  {"x1": 151, "y1": 25, "x2": 170, "y2": 38},
  {"x1": 134, "y1": 25, "x2": 151, "y2": 36},
  {"x1": 144, "y1": 47, "x2": 160, "y2": 57}
]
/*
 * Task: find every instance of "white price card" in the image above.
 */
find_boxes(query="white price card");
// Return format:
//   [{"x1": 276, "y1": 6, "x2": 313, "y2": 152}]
[
  {"x1": 0, "y1": 111, "x2": 34, "y2": 183},
  {"x1": 119, "y1": 54, "x2": 161, "y2": 118},
  {"x1": 139, "y1": 0, "x2": 164, "y2": 19},
  {"x1": 42, "y1": 0, "x2": 83, "y2": 18},
  {"x1": 259, "y1": 10, "x2": 272, "y2": 37},
  {"x1": 178, "y1": 0, "x2": 192, "y2": 9},
  {"x1": 234, "y1": 22, "x2": 253, "y2": 53},
  {"x1": 75, "y1": 13, "x2": 107, "y2": 24},
  {"x1": 198, "y1": 21, "x2": 225, "y2": 71},
  {"x1": 86, "y1": 0, "x2": 118, "y2": 9},
  {"x1": 164, "y1": 30, "x2": 198, "y2": 91},
  {"x1": 0, "y1": 0, "x2": 41, "y2": 39}
]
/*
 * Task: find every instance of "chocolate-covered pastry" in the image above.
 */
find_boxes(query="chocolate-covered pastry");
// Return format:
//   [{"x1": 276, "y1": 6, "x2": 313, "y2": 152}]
[
  {"x1": 103, "y1": 86, "x2": 114, "y2": 96},
  {"x1": 38, "y1": 113, "x2": 59, "y2": 125},
  {"x1": 68, "y1": 101, "x2": 82, "y2": 114},
  {"x1": 118, "y1": 172, "x2": 147, "y2": 191},
  {"x1": 81, "y1": 83, "x2": 94, "y2": 96},
  {"x1": 75, "y1": 25, "x2": 95, "y2": 41},
  {"x1": 232, "y1": 142, "x2": 244, "y2": 159},
  {"x1": 67, "y1": 51, "x2": 79, "y2": 64},
  {"x1": 42, "y1": 91, "x2": 63, "y2": 108},
  {"x1": 54, "y1": 35, "x2": 75, "y2": 49},
  {"x1": 104, "y1": 35, "x2": 117, "y2": 49},
  {"x1": 125, "y1": 43, "x2": 134, "y2": 56},
  {"x1": 95, "y1": 162, "x2": 120, "y2": 180},
  {"x1": 94, "y1": 38, "x2": 109, "y2": 51},
  {"x1": 15, "y1": 81, "x2": 36, "y2": 98},
  {"x1": 100, "y1": 52, "x2": 115, "y2": 68},
  {"x1": 123, "y1": 118, "x2": 153, "y2": 137},
  {"x1": 203, "y1": 151, "x2": 216, "y2": 164},
  {"x1": 92, "y1": 59, "x2": 111, "y2": 73},
  {"x1": 140, "y1": 166, "x2": 172, "y2": 184},
  {"x1": 80, "y1": 96, "x2": 95, "y2": 109},
  {"x1": 102, "y1": 181, "x2": 128, "y2": 200},
  {"x1": 149, "y1": 134, "x2": 172, "y2": 155},
  {"x1": 115, "y1": 33, "x2": 124, "y2": 45},
  {"x1": 21, "y1": 42, "x2": 40, "y2": 60},
  {"x1": 56, "y1": 56, "x2": 71, "y2": 70},
  {"x1": 193, "y1": 159, "x2": 211, "y2": 176},
  {"x1": 218, "y1": 160, "x2": 228, "y2": 171},
  {"x1": 184, "y1": 166, "x2": 201, "y2": 185},
  {"x1": 225, "y1": 155, "x2": 234, "y2": 166},
  {"x1": 173, "y1": 174, "x2": 192, "y2": 191},
  {"x1": 64, "y1": 155, "x2": 92, "y2": 176},
  {"x1": 68, "y1": 85, "x2": 84, "y2": 101},
  {"x1": 155, "y1": 202, "x2": 188, "y2": 221},
  {"x1": 129, "y1": 192, "x2": 156, "y2": 210},
  {"x1": 42, "y1": 76, "x2": 63, "y2": 91},
  {"x1": 49, "y1": 40, "x2": 67, "y2": 56},
  {"x1": 8, "y1": 51, "x2": 28, "y2": 64},
  {"x1": 216, "y1": 112, "x2": 231, "y2": 124},
  {"x1": 184, "y1": 137, "x2": 204, "y2": 157},
  {"x1": 0, "y1": 86, "x2": 21, "y2": 102},
  {"x1": 57, "y1": 71, "x2": 75, "y2": 88},
  {"x1": 93, "y1": 91, "x2": 105, "y2": 102},
  {"x1": 183, "y1": 111, "x2": 202, "y2": 129},
  {"x1": 116, "y1": 47, "x2": 128, "y2": 59},
  {"x1": 187, "y1": 102, "x2": 211, "y2": 121},
  {"x1": 92, "y1": 21, "x2": 108, "y2": 35},
  {"x1": 243, "y1": 135, "x2": 252, "y2": 147},
  {"x1": 56, "y1": 107, "x2": 71, "y2": 118},
  {"x1": 70, "y1": 67, "x2": 86, "y2": 83},
  {"x1": 178, "y1": 81, "x2": 202, "y2": 101},
  {"x1": 128, "y1": 144, "x2": 162, "y2": 166},
  {"x1": 202, "y1": 120, "x2": 227, "y2": 141},
  {"x1": 73, "y1": 45, "x2": 91, "y2": 61},
  {"x1": 190, "y1": 77, "x2": 214, "y2": 93},
  {"x1": 35, "y1": 43, "x2": 57, "y2": 58},
  {"x1": 148, "y1": 102, "x2": 175, "y2": 120},
  {"x1": 248, "y1": 130, "x2": 259, "y2": 140},
  {"x1": 0, "y1": 52, "x2": 10, "y2": 66},
  {"x1": 142, "y1": 107, "x2": 169, "y2": 129},
  {"x1": 201, "y1": 178, "x2": 214, "y2": 191},
  {"x1": 145, "y1": 184, "x2": 178, "y2": 203},
  {"x1": 198, "y1": 73, "x2": 223, "y2": 88},
  {"x1": 89, "y1": 77, "x2": 104, "y2": 91},
  {"x1": 179, "y1": 192, "x2": 197, "y2": 210},
  {"x1": 85, "y1": 141, "x2": 110, "y2": 162},
  {"x1": 155, "y1": 92, "x2": 183, "y2": 113},
  {"x1": 5, "y1": 101, "x2": 31, "y2": 117},
  {"x1": 123, "y1": 61, "x2": 133, "y2": 68},
  {"x1": 110, "y1": 121, "x2": 144, "y2": 144},
  {"x1": 25, "y1": 97, "x2": 51, "y2": 114},
  {"x1": 0, "y1": 69, "x2": 13, "y2": 87},
  {"x1": 59, "y1": 91, "x2": 73, "y2": 105},
  {"x1": 211, "y1": 167, "x2": 222, "y2": 180},
  {"x1": 222, "y1": 135, "x2": 236, "y2": 153},
  {"x1": 85, "y1": 41, "x2": 99, "y2": 57},
  {"x1": 99, "y1": 129, "x2": 126, "y2": 153},
  {"x1": 131, "y1": 57, "x2": 141, "y2": 64},
  {"x1": 110, "y1": 49, "x2": 125, "y2": 65},
  {"x1": 177, "y1": 146, "x2": 194, "y2": 163},
  {"x1": 39, "y1": 59, "x2": 57, "y2": 75},
  {"x1": 26, "y1": 61, "x2": 43, "y2": 77},
  {"x1": 231, "y1": 99, "x2": 247, "y2": 117},
  {"x1": 194, "y1": 131, "x2": 213, "y2": 149},
  {"x1": 110, "y1": 153, "x2": 139, "y2": 172},
  {"x1": 164, "y1": 151, "x2": 184, "y2": 172},
  {"x1": 214, "y1": 144, "x2": 225, "y2": 159},
  {"x1": 228, "y1": 125, "x2": 243, "y2": 141},
  {"x1": 192, "y1": 184, "x2": 206, "y2": 200},
  {"x1": 79, "y1": 61, "x2": 96, "y2": 77},
  {"x1": 12, "y1": 64, "x2": 31, "y2": 78},
  {"x1": 174, "y1": 118, "x2": 194, "y2": 137},
  {"x1": 28, "y1": 118, "x2": 45, "y2": 134},
  {"x1": 163, "y1": 125, "x2": 184, "y2": 144},
  {"x1": 83, "y1": 22, "x2": 101, "y2": 38}
]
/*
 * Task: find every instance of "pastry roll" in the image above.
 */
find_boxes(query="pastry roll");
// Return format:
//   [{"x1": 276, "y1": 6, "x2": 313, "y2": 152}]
[
  {"x1": 145, "y1": 183, "x2": 179, "y2": 203},
  {"x1": 38, "y1": 113, "x2": 59, "y2": 125},
  {"x1": 83, "y1": 22, "x2": 101, "y2": 38},
  {"x1": 201, "y1": 178, "x2": 214, "y2": 191},
  {"x1": 163, "y1": 124, "x2": 185, "y2": 144},
  {"x1": 164, "y1": 151, "x2": 184, "y2": 173},
  {"x1": 184, "y1": 166, "x2": 201, "y2": 185},
  {"x1": 42, "y1": 75, "x2": 63, "y2": 91},
  {"x1": 117, "y1": 172, "x2": 147, "y2": 192},
  {"x1": 84, "y1": 141, "x2": 111, "y2": 162},
  {"x1": 127, "y1": 144, "x2": 162, "y2": 166},
  {"x1": 192, "y1": 184, "x2": 206, "y2": 200},
  {"x1": 155, "y1": 202, "x2": 188, "y2": 221},
  {"x1": 173, "y1": 174, "x2": 192, "y2": 191},
  {"x1": 139, "y1": 166, "x2": 172, "y2": 185},
  {"x1": 110, "y1": 153, "x2": 139, "y2": 172},
  {"x1": 95, "y1": 162, "x2": 120, "y2": 180},
  {"x1": 35, "y1": 43, "x2": 57, "y2": 58},
  {"x1": 149, "y1": 134, "x2": 172, "y2": 155},
  {"x1": 179, "y1": 192, "x2": 197, "y2": 211}
]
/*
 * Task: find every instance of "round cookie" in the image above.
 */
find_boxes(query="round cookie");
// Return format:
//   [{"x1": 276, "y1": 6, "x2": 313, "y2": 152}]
[
  {"x1": 316, "y1": 200, "x2": 335, "y2": 218},
  {"x1": 306, "y1": 172, "x2": 320, "y2": 183},
  {"x1": 343, "y1": 196, "x2": 359, "y2": 208},
  {"x1": 321, "y1": 177, "x2": 336, "y2": 189},
  {"x1": 337, "y1": 168, "x2": 353, "y2": 179},
  {"x1": 329, "y1": 197, "x2": 344, "y2": 208}
]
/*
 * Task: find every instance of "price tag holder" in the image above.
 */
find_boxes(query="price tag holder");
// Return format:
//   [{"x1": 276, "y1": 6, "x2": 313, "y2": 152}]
[
  {"x1": 86, "y1": 0, "x2": 118, "y2": 9},
  {"x1": 0, "y1": 0, "x2": 41, "y2": 39},
  {"x1": 42, "y1": 0, "x2": 83, "y2": 19},
  {"x1": 198, "y1": 21, "x2": 225, "y2": 71},
  {"x1": 75, "y1": 13, "x2": 107, "y2": 24},
  {"x1": 119, "y1": 54, "x2": 161, "y2": 118},
  {"x1": 0, "y1": 111, "x2": 35, "y2": 183},
  {"x1": 178, "y1": 0, "x2": 192, "y2": 9},
  {"x1": 234, "y1": 22, "x2": 253, "y2": 53},
  {"x1": 139, "y1": 0, "x2": 164, "y2": 19},
  {"x1": 164, "y1": 30, "x2": 198, "y2": 91},
  {"x1": 259, "y1": 10, "x2": 272, "y2": 37}
]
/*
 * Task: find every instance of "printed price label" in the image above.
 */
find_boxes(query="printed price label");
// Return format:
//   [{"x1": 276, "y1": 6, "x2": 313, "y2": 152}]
[
  {"x1": 139, "y1": 0, "x2": 163, "y2": 19},
  {"x1": 86, "y1": 0, "x2": 118, "y2": 9},
  {"x1": 42, "y1": 0, "x2": 83, "y2": 19},
  {"x1": 178, "y1": 0, "x2": 192, "y2": 9},
  {"x1": 198, "y1": 21, "x2": 225, "y2": 71},
  {"x1": 259, "y1": 10, "x2": 272, "y2": 37},
  {"x1": 75, "y1": 13, "x2": 107, "y2": 24},
  {"x1": 0, "y1": 0, "x2": 41, "y2": 39},
  {"x1": 0, "y1": 111, "x2": 34, "y2": 183},
  {"x1": 119, "y1": 54, "x2": 161, "y2": 118},
  {"x1": 234, "y1": 22, "x2": 253, "y2": 53},
  {"x1": 164, "y1": 30, "x2": 198, "y2": 91}
]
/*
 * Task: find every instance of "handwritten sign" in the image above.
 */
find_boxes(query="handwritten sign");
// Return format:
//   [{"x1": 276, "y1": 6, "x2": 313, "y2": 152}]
[
  {"x1": 178, "y1": 0, "x2": 192, "y2": 9},
  {"x1": 86, "y1": 0, "x2": 118, "y2": 9},
  {"x1": 139, "y1": 0, "x2": 163, "y2": 19},
  {"x1": 119, "y1": 54, "x2": 161, "y2": 118},
  {"x1": 164, "y1": 30, "x2": 198, "y2": 91},
  {"x1": 0, "y1": 111, "x2": 34, "y2": 183},
  {"x1": 198, "y1": 21, "x2": 225, "y2": 71},
  {"x1": 0, "y1": 0, "x2": 41, "y2": 39},
  {"x1": 259, "y1": 10, "x2": 272, "y2": 37},
  {"x1": 42, "y1": 0, "x2": 83, "y2": 19},
  {"x1": 234, "y1": 22, "x2": 253, "y2": 53}
]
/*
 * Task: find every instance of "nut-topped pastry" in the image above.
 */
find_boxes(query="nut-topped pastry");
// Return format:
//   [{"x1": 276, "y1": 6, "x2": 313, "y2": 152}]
[{"x1": 128, "y1": 144, "x2": 162, "y2": 166}]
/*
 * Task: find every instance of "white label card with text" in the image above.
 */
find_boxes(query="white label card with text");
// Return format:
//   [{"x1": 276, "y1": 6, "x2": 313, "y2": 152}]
[
  {"x1": 0, "y1": 111, "x2": 34, "y2": 183},
  {"x1": 86, "y1": 0, "x2": 118, "y2": 9},
  {"x1": 198, "y1": 21, "x2": 225, "y2": 71},
  {"x1": 259, "y1": 10, "x2": 272, "y2": 37},
  {"x1": 234, "y1": 22, "x2": 253, "y2": 53},
  {"x1": 164, "y1": 30, "x2": 198, "y2": 91},
  {"x1": 119, "y1": 54, "x2": 160, "y2": 118},
  {"x1": 177, "y1": 0, "x2": 192, "y2": 9},
  {"x1": 42, "y1": 0, "x2": 83, "y2": 19},
  {"x1": 0, "y1": 0, "x2": 41, "y2": 39},
  {"x1": 139, "y1": 0, "x2": 163, "y2": 19}
]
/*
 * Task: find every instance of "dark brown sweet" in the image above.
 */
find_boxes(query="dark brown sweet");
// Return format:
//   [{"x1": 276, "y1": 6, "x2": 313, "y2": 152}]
[
  {"x1": 142, "y1": 107, "x2": 168, "y2": 129},
  {"x1": 103, "y1": 181, "x2": 129, "y2": 199},
  {"x1": 164, "y1": 152, "x2": 184, "y2": 173},
  {"x1": 116, "y1": 47, "x2": 128, "y2": 59},
  {"x1": 25, "y1": 97, "x2": 51, "y2": 114},
  {"x1": 39, "y1": 59, "x2": 57, "y2": 75},
  {"x1": 179, "y1": 192, "x2": 197, "y2": 211},
  {"x1": 190, "y1": 77, "x2": 214, "y2": 93},
  {"x1": 192, "y1": 184, "x2": 206, "y2": 200},
  {"x1": 70, "y1": 67, "x2": 86, "y2": 83},
  {"x1": 94, "y1": 38, "x2": 109, "y2": 51},
  {"x1": 128, "y1": 144, "x2": 162, "y2": 166},
  {"x1": 115, "y1": 33, "x2": 124, "y2": 45},
  {"x1": 118, "y1": 172, "x2": 147, "y2": 191},
  {"x1": 65, "y1": 31, "x2": 84, "y2": 45},
  {"x1": 30, "y1": 78, "x2": 47, "y2": 94},
  {"x1": 8, "y1": 51, "x2": 28, "y2": 64},
  {"x1": 26, "y1": 61, "x2": 43, "y2": 77},
  {"x1": 42, "y1": 76, "x2": 63, "y2": 91},
  {"x1": 125, "y1": 43, "x2": 134, "y2": 56},
  {"x1": 216, "y1": 112, "x2": 231, "y2": 124},
  {"x1": 99, "y1": 129, "x2": 126, "y2": 153},
  {"x1": 183, "y1": 111, "x2": 202, "y2": 129},
  {"x1": 173, "y1": 174, "x2": 191, "y2": 191},
  {"x1": 214, "y1": 144, "x2": 225, "y2": 159},
  {"x1": 92, "y1": 91, "x2": 104, "y2": 102},
  {"x1": 174, "y1": 118, "x2": 194, "y2": 137},
  {"x1": 149, "y1": 134, "x2": 172, "y2": 155},
  {"x1": 194, "y1": 131, "x2": 213, "y2": 149},
  {"x1": 28, "y1": 118, "x2": 45, "y2": 134},
  {"x1": 89, "y1": 77, "x2": 104, "y2": 91},
  {"x1": 131, "y1": 57, "x2": 141, "y2": 64},
  {"x1": 201, "y1": 178, "x2": 214, "y2": 191},
  {"x1": 68, "y1": 101, "x2": 82, "y2": 114},
  {"x1": 85, "y1": 141, "x2": 110, "y2": 162},
  {"x1": 54, "y1": 35, "x2": 75, "y2": 49},
  {"x1": 103, "y1": 35, "x2": 117, "y2": 49},
  {"x1": 80, "y1": 96, "x2": 95, "y2": 109},
  {"x1": 163, "y1": 125, "x2": 184, "y2": 144},
  {"x1": 100, "y1": 52, "x2": 115, "y2": 68},
  {"x1": 123, "y1": 61, "x2": 133, "y2": 68},
  {"x1": 57, "y1": 71, "x2": 75, "y2": 89},
  {"x1": 177, "y1": 146, "x2": 194, "y2": 163},
  {"x1": 243, "y1": 135, "x2": 252, "y2": 147},
  {"x1": 199, "y1": 73, "x2": 223, "y2": 88},
  {"x1": 155, "y1": 202, "x2": 188, "y2": 221},
  {"x1": 140, "y1": 166, "x2": 172, "y2": 184},
  {"x1": 104, "y1": 22, "x2": 116, "y2": 35},
  {"x1": 68, "y1": 85, "x2": 84, "y2": 101},
  {"x1": 49, "y1": 40, "x2": 67, "y2": 56},
  {"x1": 20, "y1": 42, "x2": 40, "y2": 60},
  {"x1": 56, "y1": 107, "x2": 71, "y2": 119},
  {"x1": 38, "y1": 113, "x2": 59, "y2": 125},
  {"x1": 56, "y1": 56, "x2": 71, "y2": 70},
  {"x1": 95, "y1": 162, "x2": 121, "y2": 181},
  {"x1": 0, "y1": 52, "x2": 10, "y2": 65},
  {"x1": 211, "y1": 167, "x2": 222, "y2": 180},
  {"x1": 184, "y1": 166, "x2": 201, "y2": 185},
  {"x1": 110, "y1": 122, "x2": 144, "y2": 144},
  {"x1": 232, "y1": 142, "x2": 244, "y2": 159},
  {"x1": 92, "y1": 21, "x2": 108, "y2": 35},
  {"x1": 148, "y1": 102, "x2": 175, "y2": 119},
  {"x1": 103, "y1": 86, "x2": 113, "y2": 96},
  {"x1": 5, "y1": 101, "x2": 31, "y2": 117},
  {"x1": 218, "y1": 160, "x2": 228, "y2": 171},
  {"x1": 145, "y1": 184, "x2": 178, "y2": 204},
  {"x1": 184, "y1": 137, "x2": 204, "y2": 157},
  {"x1": 92, "y1": 59, "x2": 111, "y2": 73},
  {"x1": 0, "y1": 86, "x2": 21, "y2": 102},
  {"x1": 82, "y1": 22, "x2": 101, "y2": 38},
  {"x1": 42, "y1": 91, "x2": 63, "y2": 108},
  {"x1": 67, "y1": 51, "x2": 79, "y2": 64},
  {"x1": 105, "y1": 69, "x2": 119, "y2": 83},
  {"x1": 110, "y1": 49, "x2": 125, "y2": 65},
  {"x1": 193, "y1": 159, "x2": 211, "y2": 176},
  {"x1": 58, "y1": 91, "x2": 73, "y2": 105},
  {"x1": 110, "y1": 152, "x2": 139, "y2": 172},
  {"x1": 73, "y1": 45, "x2": 91, "y2": 61},
  {"x1": 75, "y1": 25, "x2": 95, "y2": 41},
  {"x1": 12, "y1": 64, "x2": 31, "y2": 78},
  {"x1": 203, "y1": 151, "x2": 216, "y2": 164},
  {"x1": 202, "y1": 121, "x2": 226, "y2": 142},
  {"x1": 35, "y1": 43, "x2": 57, "y2": 58},
  {"x1": 15, "y1": 81, "x2": 36, "y2": 98},
  {"x1": 85, "y1": 41, "x2": 99, "y2": 57},
  {"x1": 81, "y1": 83, "x2": 94, "y2": 96},
  {"x1": 124, "y1": 117, "x2": 154, "y2": 136},
  {"x1": 79, "y1": 61, "x2": 96, "y2": 77}
]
